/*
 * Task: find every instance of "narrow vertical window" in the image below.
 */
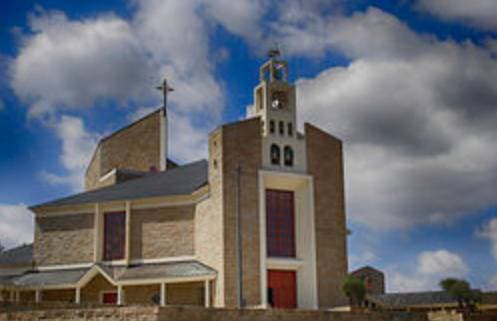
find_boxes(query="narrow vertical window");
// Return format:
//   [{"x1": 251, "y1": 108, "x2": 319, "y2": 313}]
[
  {"x1": 103, "y1": 212, "x2": 126, "y2": 261},
  {"x1": 287, "y1": 123, "x2": 293, "y2": 136},
  {"x1": 279, "y1": 121, "x2": 284, "y2": 135},
  {"x1": 269, "y1": 120, "x2": 275, "y2": 134},
  {"x1": 270, "y1": 144, "x2": 280, "y2": 165},
  {"x1": 266, "y1": 190, "x2": 295, "y2": 257},
  {"x1": 284, "y1": 146, "x2": 294, "y2": 167}
]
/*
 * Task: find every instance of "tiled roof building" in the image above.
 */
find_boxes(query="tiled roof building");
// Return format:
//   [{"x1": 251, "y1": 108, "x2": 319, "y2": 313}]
[{"x1": 0, "y1": 54, "x2": 348, "y2": 309}]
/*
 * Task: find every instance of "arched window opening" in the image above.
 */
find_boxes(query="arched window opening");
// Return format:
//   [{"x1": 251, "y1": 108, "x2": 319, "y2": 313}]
[
  {"x1": 269, "y1": 120, "x2": 275, "y2": 134},
  {"x1": 271, "y1": 144, "x2": 281, "y2": 165},
  {"x1": 279, "y1": 121, "x2": 284, "y2": 135},
  {"x1": 284, "y1": 146, "x2": 294, "y2": 167}
]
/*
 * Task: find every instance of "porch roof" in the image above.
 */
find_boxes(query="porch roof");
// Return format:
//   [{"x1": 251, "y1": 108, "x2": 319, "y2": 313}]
[
  {"x1": 117, "y1": 261, "x2": 216, "y2": 281},
  {"x1": 8, "y1": 268, "x2": 89, "y2": 288},
  {"x1": 0, "y1": 260, "x2": 216, "y2": 289}
]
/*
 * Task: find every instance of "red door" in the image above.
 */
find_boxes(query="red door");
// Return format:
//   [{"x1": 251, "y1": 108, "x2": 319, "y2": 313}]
[
  {"x1": 102, "y1": 292, "x2": 118, "y2": 304},
  {"x1": 267, "y1": 270, "x2": 297, "y2": 308}
]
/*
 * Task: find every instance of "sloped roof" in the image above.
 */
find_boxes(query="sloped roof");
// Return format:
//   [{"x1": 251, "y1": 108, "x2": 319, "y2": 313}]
[
  {"x1": 31, "y1": 160, "x2": 208, "y2": 209},
  {"x1": 0, "y1": 244, "x2": 33, "y2": 266},
  {"x1": 118, "y1": 261, "x2": 216, "y2": 281},
  {"x1": 350, "y1": 265, "x2": 384, "y2": 276},
  {"x1": 12, "y1": 268, "x2": 89, "y2": 288},
  {"x1": 0, "y1": 261, "x2": 215, "y2": 288},
  {"x1": 368, "y1": 291, "x2": 458, "y2": 308}
]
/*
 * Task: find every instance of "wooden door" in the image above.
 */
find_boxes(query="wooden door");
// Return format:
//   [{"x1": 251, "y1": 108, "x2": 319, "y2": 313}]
[{"x1": 267, "y1": 270, "x2": 297, "y2": 308}]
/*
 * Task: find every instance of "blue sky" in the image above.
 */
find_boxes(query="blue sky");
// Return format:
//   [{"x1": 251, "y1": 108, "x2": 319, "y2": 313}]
[{"x1": 1, "y1": 0, "x2": 497, "y2": 293}]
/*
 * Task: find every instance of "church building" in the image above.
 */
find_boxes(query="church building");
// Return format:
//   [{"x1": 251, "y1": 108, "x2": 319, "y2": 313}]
[{"x1": 0, "y1": 54, "x2": 348, "y2": 309}]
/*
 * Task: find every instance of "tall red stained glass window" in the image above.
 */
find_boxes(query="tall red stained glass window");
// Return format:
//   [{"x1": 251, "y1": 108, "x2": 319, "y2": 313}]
[
  {"x1": 266, "y1": 189, "x2": 295, "y2": 258},
  {"x1": 103, "y1": 211, "x2": 126, "y2": 261}
]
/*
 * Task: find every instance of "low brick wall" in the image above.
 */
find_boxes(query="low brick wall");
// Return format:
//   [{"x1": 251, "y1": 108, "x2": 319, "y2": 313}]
[{"x1": 0, "y1": 305, "x2": 428, "y2": 321}]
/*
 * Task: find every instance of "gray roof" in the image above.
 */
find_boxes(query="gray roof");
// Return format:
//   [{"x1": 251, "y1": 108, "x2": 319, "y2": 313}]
[
  {"x1": 11, "y1": 268, "x2": 89, "y2": 288},
  {"x1": 0, "y1": 261, "x2": 215, "y2": 288},
  {"x1": 0, "y1": 244, "x2": 33, "y2": 266},
  {"x1": 368, "y1": 291, "x2": 458, "y2": 308},
  {"x1": 118, "y1": 261, "x2": 216, "y2": 281},
  {"x1": 32, "y1": 160, "x2": 208, "y2": 209}
]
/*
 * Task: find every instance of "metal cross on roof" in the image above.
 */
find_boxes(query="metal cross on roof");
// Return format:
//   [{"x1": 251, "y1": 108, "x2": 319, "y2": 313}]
[{"x1": 156, "y1": 78, "x2": 174, "y2": 111}]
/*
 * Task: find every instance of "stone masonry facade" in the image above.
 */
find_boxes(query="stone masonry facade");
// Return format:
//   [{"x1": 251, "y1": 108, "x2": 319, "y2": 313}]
[
  {"x1": 34, "y1": 213, "x2": 94, "y2": 266},
  {"x1": 85, "y1": 109, "x2": 163, "y2": 191},
  {"x1": 305, "y1": 123, "x2": 349, "y2": 308},
  {"x1": 130, "y1": 206, "x2": 195, "y2": 260}
]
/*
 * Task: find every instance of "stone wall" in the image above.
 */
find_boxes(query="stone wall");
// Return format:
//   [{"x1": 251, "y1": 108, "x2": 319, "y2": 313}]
[
  {"x1": 195, "y1": 129, "x2": 224, "y2": 307},
  {"x1": 221, "y1": 118, "x2": 262, "y2": 307},
  {"x1": 130, "y1": 206, "x2": 194, "y2": 260},
  {"x1": 167, "y1": 282, "x2": 204, "y2": 306},
  {"x1": 351, "y1": 267, "x2": 385, "y2": 295},
  {"x1": 34, "y1": 213, "x2": 94, "y2": 266},
  {"x1": 85, "y1": 109, "x2": 163, "y2": 191},
  {"x1": 0, "y1": 306, "x2": 427, "y2": 321},
  {"x1": 305, "y1": 123, "x2": 348, "y2": 308},
  {"x1": 42, "y1": 290, "x2": 75, "y2": 303},
  {"x1": 125, "y1": 285, "x2": 160, "y2": 305}
]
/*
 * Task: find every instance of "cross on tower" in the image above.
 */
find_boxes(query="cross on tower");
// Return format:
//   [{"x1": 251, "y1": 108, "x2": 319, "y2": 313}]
[{"x1": 156, "y1": 78, "x2": 174, "y2": 114}]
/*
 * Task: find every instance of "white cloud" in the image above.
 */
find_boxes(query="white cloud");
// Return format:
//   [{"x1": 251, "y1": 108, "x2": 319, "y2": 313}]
[
  {"x1": 11, "y1": 9, "x2": 152, "y2": 119},
  {"x1": 417, "y1": 0, "x2": 497, "y2": 32},
  {"x1": 0, "y1": 204, "x2": 33, "y2": 249},
  {"x1": 290, "y1": 8, "x2": 497, "y2": 229},
  {"x1": 476, "y1": 218, "x2": 497, "y2": 261},
  {"x1": 388, "y1": 249, "x2": 468, "y2": 292},
  {"x1": 39, "y1": 115, "x2": 99, "y2": 191},
  {"x1": 418, "y1": 250, "x2": 469, "y2": 276}
]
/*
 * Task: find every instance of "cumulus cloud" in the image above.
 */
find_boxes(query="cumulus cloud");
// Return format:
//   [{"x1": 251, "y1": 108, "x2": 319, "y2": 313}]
[
  {"x1": 11, "y1": 9, "x2": 152, "y2": 119},
  {"x1": 389, "y1": 249, "x2": 468, "y2": 292},
  {"x1": 39, "y1": 115, "x2": 99, "y2": 191},
  {"x1": 0, "y1": 204, "x2": 33, "y2": 249},
  {"x1": 476, "y1": 218, "x2": 497, "y2": 261},
  {"x1": 417, "y1": 0, "x2": 497, "y2": 32},
  {"x1": 288, "y1": 8, "x2": 497, "y2": 229}
]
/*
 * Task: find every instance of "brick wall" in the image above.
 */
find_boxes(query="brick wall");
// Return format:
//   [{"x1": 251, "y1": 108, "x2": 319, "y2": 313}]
[
  {"x1": 42, "y1": 290, "x2": 75, "y2": 303},
  {"x1": 85, "y1": 109, "x2": 163, "y2": 191},
  {"x1": 130, "y1": 206, "x2": 194, "y2": 260},
  {"x1": 220, "y1": 118, "x2": 262, "y2": 307},
  {"x1": 34, "y1": 213, "x2": 94, "y2": 266},
  {"x1": 305, "y1": 123, "x2": 348, "y2": 308},
  {"x1": 167, "y1": 282, "x2": 204, "y2": 306},
  {"x1": 195, "y1": 129, "x2": 224, "y2": 307},
  {"x1": 125, "y1": 285, "x2": 160, "y2": 305},
  {"x1": 351, "y1": 268, "x2": 385, "y2": 295}
]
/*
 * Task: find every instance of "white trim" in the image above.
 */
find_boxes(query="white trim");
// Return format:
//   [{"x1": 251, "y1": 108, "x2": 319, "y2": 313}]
[
  {"x1": 266, "y1": 257, "x2": 304, "y2": 270},
  {"x1": 129, "y1": 256, "x2": 196, "y2": 265},
  {"x1": 35, "y1": 289, "x2": 41, "y2": 303},
  {"x1": 98, "y1": 168, "x2": 117, "y2": 182},
  {"x1": 37, "y1": 263, "x2": 93, "y2": 271},
  {"x1": 204, "y1": 280, "x2": 210, "y2": 307},
  {"x1": 130, "y1": 194, "x2": 209, "y2": 210},
  {"x1": 308, "y1": 177, "x2": 319, "y2": 309},
  {"x1": 77, "y1": 265, "x2": 117, "y2": 288},
  {"x1": 259, "y1": 169, "x2": 312, "y2": 181},
  {"x1": 160, "y1": 108, "x2": 167, "y2": 171},
  {"x1": 75, "y1": 287, "x2": 81, "y2": 304},
  {"x1": 160, "y1": 283, "x2": 167, "y2": 307},
  {"x1": 117, "y1": 285, "x2": 124, "y2": 305},
  {"x1": 258, "y1": 171, "x2": 268, "y2": 308}
]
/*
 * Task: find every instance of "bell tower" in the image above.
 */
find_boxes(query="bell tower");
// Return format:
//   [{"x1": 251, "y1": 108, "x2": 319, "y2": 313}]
[{"x1": 252, "y1": 49, "x2": 305, "y2": 172}]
